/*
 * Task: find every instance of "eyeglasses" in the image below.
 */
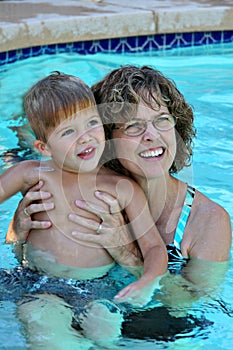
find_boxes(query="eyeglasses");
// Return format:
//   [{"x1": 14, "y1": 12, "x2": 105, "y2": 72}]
[{"x1": 114, "y1": 114, "x2": 178, "y2": 137}]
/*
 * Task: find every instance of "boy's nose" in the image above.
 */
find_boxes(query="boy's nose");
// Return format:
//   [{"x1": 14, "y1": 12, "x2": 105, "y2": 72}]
[{"x1": 78, "y1": 131, "x2": 93, "y2": 144}]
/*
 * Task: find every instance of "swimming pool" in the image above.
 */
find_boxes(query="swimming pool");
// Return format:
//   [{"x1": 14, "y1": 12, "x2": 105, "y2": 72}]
[{"x1": 0, "y1": 42, "x2": 233, "y2": 349}]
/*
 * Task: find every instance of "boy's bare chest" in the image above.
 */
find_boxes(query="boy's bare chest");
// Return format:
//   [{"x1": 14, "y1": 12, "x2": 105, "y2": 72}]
[{"x1": 41, "y1": 170, "x2": 118, "y2": 216}]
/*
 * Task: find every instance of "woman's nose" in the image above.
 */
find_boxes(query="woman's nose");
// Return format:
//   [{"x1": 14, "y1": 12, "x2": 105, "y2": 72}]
[{"x1": 142, "y1": 122, "x2": 160, "y2": 142}]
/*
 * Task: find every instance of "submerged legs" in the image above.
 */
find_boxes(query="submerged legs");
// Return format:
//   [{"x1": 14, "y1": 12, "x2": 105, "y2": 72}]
[{"x1": 17, "y1": 293, "x2": 93, "y2": 350}]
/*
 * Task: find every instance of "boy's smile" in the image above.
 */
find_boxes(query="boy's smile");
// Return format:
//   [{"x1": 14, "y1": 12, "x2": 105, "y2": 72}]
[
  {"x1": 35, "y1": 108, "x2": 105, "y2": 173},
  {"x1": 77, "y1": 146, "x2": 96, "y2": 160}
]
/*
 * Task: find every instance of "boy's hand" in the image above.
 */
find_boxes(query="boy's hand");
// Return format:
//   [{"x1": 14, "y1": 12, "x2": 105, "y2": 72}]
[{"x1": 114, "y1": 278, "x2": 161, "y2": 307}]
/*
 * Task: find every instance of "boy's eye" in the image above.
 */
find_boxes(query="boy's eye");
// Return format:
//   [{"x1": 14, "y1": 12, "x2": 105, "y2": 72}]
[
  {"x1": 87, "y1": 117, "x2": 101, "y2": 128},
  {"x1": 61, "y1": 129, "x2": 74, "y2": 137}
]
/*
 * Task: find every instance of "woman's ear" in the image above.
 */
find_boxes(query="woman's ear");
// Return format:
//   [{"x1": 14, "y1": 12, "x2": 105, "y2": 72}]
[{"x1": 34, "y1": 140, "x2": 51, "y2": 157}]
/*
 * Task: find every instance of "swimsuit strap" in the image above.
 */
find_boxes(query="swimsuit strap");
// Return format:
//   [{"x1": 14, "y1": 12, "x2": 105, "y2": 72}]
[{"x1": 173, "y1": 185, "x2": 196, "y2": 252}]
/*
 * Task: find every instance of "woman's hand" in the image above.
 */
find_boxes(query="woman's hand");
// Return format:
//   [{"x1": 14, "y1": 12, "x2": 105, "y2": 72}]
[
  {"x1": 5, "y1": 181, "x2": 54, "y2": 244},
  {"x1": 69, "y1": 190, "x2": 143, "y2": 267}
]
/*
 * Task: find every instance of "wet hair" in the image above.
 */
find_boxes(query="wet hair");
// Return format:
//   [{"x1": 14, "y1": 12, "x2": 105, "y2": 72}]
[
  {"x1": 92, "y1": 65, "x2": 196, "y2": 174},
  {"x1": 24, "y1": 71, "x2": 96, "y2": 142}
]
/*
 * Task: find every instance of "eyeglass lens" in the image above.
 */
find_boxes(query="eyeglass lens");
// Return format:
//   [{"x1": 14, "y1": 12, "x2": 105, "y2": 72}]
[{"x1": 124, "y1": 115, "x2": 176, "y2": 135}]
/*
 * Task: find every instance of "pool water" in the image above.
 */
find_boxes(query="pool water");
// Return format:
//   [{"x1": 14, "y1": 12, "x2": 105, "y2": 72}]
[{"x1": 0, "y1": 42, "x2": 233, "y2": 349}]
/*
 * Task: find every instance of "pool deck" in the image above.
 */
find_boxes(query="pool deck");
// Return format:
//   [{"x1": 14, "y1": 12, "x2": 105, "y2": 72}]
[{"x1": 0, "y1": 0, "x2": 233, "y2": 53}]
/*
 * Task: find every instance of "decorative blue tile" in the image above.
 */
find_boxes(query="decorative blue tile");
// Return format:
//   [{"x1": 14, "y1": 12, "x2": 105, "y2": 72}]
[
  {"x1": 0, "y1": 51, "x2": 7, "y2": 65},
  {"x1": 31, "y1": 46, "x2": 43, "y2": 57},
  {"x1": 21, "y1": 47, "x2": 31, "y2": 59},
  {"x1": 223, "y1": 31, "x2": 233, "y2": 42},
  {"x1": 1, "y1": 30, "x2": 232, "y2": 66},
  {"x1": 8, "y1": 50, "x2": 17, "y2": 63}
]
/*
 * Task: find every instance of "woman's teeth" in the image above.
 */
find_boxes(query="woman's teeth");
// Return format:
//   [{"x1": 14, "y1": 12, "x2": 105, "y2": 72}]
[{"x1": 140, "y1": 148, "x2": 164, "y2": 158}]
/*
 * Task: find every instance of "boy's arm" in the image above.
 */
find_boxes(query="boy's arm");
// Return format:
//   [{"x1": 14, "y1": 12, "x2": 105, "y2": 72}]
[
  {"x1": 0, "y1": 160, "x2": 41, "y2": 203},
  {"x1": 115, "y1": 180, "x2": 168, "y2": 302}
]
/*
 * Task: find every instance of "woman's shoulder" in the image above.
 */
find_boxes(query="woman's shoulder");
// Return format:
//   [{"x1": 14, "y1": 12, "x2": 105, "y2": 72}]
[
  {"x1": 187, "y1": 189, "x2": 232, "y2": 261},
  {"x1": 193, "y1": 189, "x2": 230, "y2": 219}
]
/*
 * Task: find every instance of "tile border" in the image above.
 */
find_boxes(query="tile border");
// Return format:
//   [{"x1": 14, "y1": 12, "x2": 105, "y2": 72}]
[{"x1": 1, "y1": 30, "x2": 232, "y2": 66}]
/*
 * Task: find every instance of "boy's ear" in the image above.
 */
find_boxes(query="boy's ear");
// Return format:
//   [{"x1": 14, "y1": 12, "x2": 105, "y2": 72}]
[{"x1": 34, "y1": 140, "x2": 51, "y2": 157}]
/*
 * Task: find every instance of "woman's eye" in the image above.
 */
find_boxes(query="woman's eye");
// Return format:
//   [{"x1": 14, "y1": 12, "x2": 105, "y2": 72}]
[
  {"x1": 128, "y1": 121, "x2": 142, "y2": 128},
  {"x1": 126, "y1": 121, "x2": 143, "y2": 131},
  {"x1": 156, "y1": 115, "x2": 172, "y2": 125},
  {"x1": 157, "y1": 117, "x2": 168, "y2": 123},
  {"x1": 61, "y1": 129, "x2": 74, "y2": 137}
]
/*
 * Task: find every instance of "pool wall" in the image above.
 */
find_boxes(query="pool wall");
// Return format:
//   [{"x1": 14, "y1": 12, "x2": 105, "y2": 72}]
[
  {"x1": 1, "y1": 30, "x2": 233, "y2": 66},
  {"x1": 0, "y1": 0, "x2": 233, "y2": 65}
]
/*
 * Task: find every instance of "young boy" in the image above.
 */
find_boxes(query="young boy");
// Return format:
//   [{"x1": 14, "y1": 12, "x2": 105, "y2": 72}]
[
  {"x1": 1, "y1": 71, "x2": 167, "y2": 294},
  {"x1": 1, "y1": 72, "x2": 168, "y2": 347}
]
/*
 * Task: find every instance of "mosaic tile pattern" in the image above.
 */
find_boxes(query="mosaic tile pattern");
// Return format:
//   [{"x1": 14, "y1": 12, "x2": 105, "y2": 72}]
[{"x1": 0, "y1": 30, "x2": 232, "y2": 66}]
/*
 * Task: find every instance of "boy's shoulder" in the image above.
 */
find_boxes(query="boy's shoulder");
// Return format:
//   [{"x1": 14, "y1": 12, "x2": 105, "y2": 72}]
[
  {"x1": 98, "y1": 167, "x2": 135, "y2": 185},
  {"x1": 97, "y1": 167, "x2": 142, "y2": 201}
]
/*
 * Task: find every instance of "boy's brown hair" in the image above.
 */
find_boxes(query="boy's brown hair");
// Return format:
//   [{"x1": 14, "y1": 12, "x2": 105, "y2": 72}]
[{"x1": 24, "y1": 71, "x2": 96, "y2": 142}]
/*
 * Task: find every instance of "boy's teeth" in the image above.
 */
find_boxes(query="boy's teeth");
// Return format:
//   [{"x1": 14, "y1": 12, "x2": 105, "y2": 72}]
[
  {"x1": 83, "y1": 148, "x2": 93, "y2": 154},
  {"x1": 140, "y1": 148, "x2": 163, "y2": 158}
]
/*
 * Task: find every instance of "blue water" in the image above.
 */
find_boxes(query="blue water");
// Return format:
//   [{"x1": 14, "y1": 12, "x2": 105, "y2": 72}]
[{"x1": 0, "y1": 42, "x2": 233, "y2": 349}]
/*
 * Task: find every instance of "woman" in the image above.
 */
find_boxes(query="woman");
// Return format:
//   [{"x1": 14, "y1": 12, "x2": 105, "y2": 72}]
[{"x1": 7, "y1": 65, "x2": 231, "y2": 293}]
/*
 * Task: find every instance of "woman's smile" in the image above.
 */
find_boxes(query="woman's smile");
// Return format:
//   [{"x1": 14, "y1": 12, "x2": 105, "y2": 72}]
[{"x1": 138, "y1": 146, "x2": 165, "y2": 159}]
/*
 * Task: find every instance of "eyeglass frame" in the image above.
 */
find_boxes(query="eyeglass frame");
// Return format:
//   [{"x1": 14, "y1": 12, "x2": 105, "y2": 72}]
[{"x1": 113, "y1": 114, "x2": 178, "y2": 137}]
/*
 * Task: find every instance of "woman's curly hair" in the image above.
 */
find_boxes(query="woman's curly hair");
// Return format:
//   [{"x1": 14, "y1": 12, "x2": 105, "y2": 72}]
[{"x1": 92, "y1": 65, "x2": 196, "y2": 175}]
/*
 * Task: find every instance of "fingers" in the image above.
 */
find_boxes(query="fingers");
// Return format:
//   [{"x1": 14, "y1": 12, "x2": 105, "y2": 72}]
[
  {"x1": 17, "y1": 194, "x2": 54, "y2": 220},
  {"x1": 71, "y1": 231, "x2": 101, "y2": 244},
  {"x1": 95, "y1": 190, "x2": 122, "y2": 214},
  {"x1": 27, "y1": 202, "x2": 54, "y2": 216},
  {"x1": 29, "y1": 180, "x2": 44, "y2": 192},
  {"x1": 114, "y1": 283, "x2": 151, "y2": 307},
  {"x1": 75, "y1": 192, "x2": 123, "y2": 226},
  {"x1": 76, "y1": 190, "x2": 122, "y2": 216},
  {"x1": 114, "y1": 285, "x2": 133, "y2": 300},
  {"x1": 30, "y1": 220, "x2": 52, "y2": 229},
  {"x1": 18, "y1": 180, "x2": 54, "y2": 216},
  {"x1": 69, "y1": 213, "x2": 99, "y2": 231},
  {"x1": 15, "y1": 185, "x2": 54, "y2": 234},
  {"x1": 75, "y1": 199, "x2": 106, "y2": 218},
  {"x1": 21, "y1": 180, "x2": 42, "y2": 196},
  {"x1": 24, "y1": 189, "x2": 52, "y2": 203}
]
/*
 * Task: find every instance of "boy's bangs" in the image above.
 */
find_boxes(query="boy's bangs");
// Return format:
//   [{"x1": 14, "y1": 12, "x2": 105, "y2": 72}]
[{"x1": 56, "y1": 94, "x2": 95, "y2": 123}]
